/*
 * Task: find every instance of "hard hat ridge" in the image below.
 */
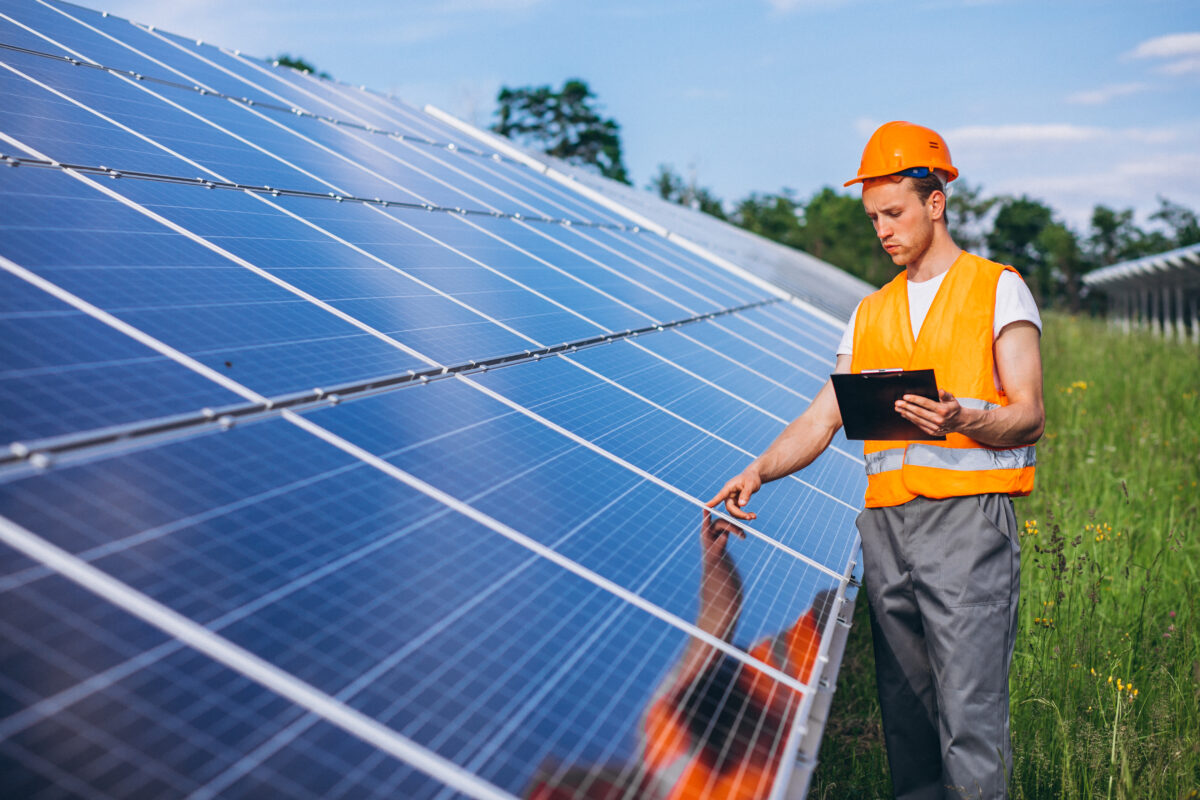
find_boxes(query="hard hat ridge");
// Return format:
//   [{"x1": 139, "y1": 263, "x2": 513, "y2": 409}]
[{"x1": 844, "y1": 121, "x2": 959, "y2": 187}]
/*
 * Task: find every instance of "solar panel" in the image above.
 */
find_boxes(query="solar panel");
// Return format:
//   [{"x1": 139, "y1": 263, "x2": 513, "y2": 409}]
[
  {"x1": 422, "y1": 107, "x2": 874, "y2": 322},
  {"x1": 0, "y1": 1, "x2": 865, "y2": 797}
]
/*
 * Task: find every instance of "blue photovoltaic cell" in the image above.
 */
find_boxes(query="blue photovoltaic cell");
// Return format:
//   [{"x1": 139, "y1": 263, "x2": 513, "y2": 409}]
[
  {"x1": 608, "y1": 329, "x2": 866, "y2": 506},
  {"x1": 633, "y1": 326, "x2": 817, "y2": 415},
  {"x1": 0, "y1": 2, "x2": 867, "y2": 797},
  {"x1": 1, "y1": 5, "x2": 590, "y2": 225},
  {"x1": 713, "y1": 312, "x2": 836, "y2": 367},
  {"x1": 0, "y1": 269, "x2": 242, "y2": 443},
  {"x1": 463, "y1": 355, "x2": 859, "y2": 571},
  {"x1": 0, "y1": 411, "x2": 820, "y2": 798},
  {"x1": 0, "y1": 566, "x2": 311, "y2": 799},
  {"x1": 302, "y1": 378, "x2": 837, "y2": 629},
  {"x1": 454, "y1": 216, "x2": 692, "y2": 323},
  {"x1": 673, "y1": 318, "x2": 831, "y2": 398},
  {"x1": 0, "y1": 35, "x2": 325, "y2": 197},
  {"x1": 0, "y1": 169, "x2": 441, "y2": 394},
  {"x1": 744, "y1": 302, "x2": 845, "y2": 352},
  {"x1": 565, "y1": 340, "x2": 864, "y2": 504}
]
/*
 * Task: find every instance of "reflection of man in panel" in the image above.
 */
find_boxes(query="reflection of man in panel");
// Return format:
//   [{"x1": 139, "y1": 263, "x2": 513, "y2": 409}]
[
  {"x1": 710, "y1": 121, "x2": 1044, "y2": 799},
  {"x1": 526, "y1": 513, "x2": 834, "y2": 800}
]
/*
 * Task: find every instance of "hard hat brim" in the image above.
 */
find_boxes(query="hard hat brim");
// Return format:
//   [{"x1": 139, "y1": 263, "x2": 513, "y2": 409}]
[{"x1": 843, "y1": 166, "x2": 959, "y2": 189}]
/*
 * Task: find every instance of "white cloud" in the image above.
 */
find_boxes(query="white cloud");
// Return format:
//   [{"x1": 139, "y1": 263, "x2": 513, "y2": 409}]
[
  {"x1": 1127, "y1": 31, "x2": 1200, "y2": 60},
  {"x1": 853, "y1": 116, "x2": 881, "y2": 138},
  {"x1": 765, "y1": 0, "x2": 852, "y2": 12},
  {"x1": 1160, "y1": 56, "x2": 1200, "y2": 75},
  {"x1": 949, "y1": 123, "x2": 1183, "y2": 150},
  {"x1": 947, "y1": 124, "x2": 1103, "y2": 145},
  {"x1": 1126, "y1": 31, "x2": 1200, "y2": 75},
  {"x1": 947, "y1": 119, "x2": 1200, "y2": 230},
  {"x1": 1066, "y1": 82, "x2": 1147, "y2": 105}
]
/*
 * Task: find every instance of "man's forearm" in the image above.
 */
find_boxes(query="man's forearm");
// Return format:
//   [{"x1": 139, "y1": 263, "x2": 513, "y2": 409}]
[
  {"x1": 750, "y1": 414, "x2": 839, "y2": 483},
  {"x1": 957, "y1": 401, "x2": 1044, "y2": 448}
]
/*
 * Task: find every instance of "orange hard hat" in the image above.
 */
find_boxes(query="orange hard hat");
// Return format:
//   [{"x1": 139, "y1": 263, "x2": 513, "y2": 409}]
[{"x1": 844, "y1": 121, "x2": 959, "y2": 187}]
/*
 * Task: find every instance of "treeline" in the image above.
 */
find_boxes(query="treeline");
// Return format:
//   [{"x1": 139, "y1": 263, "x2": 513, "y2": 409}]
[
  {"x1": 654, "y1": 168, "x2": 1200, "y2": 310},
  {"x1": 491, "y1": 79, "x2": 1199, "y2": 311}
]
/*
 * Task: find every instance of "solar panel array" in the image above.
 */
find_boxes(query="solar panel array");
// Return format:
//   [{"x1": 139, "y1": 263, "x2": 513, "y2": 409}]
[
  {"x1": 0, "y1": 1, "x2": 865, "y2": 797},
  {"x1": 424, "y1": 111, "x2": 873, "y2": 322}
]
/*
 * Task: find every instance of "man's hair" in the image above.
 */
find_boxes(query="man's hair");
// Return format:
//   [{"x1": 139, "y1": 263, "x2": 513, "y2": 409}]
[
  {"x1": 910, "y1": 173, "x2": 945, "y2": 206},
  {"x1": 909, "y1": 170, "x2": 950, "y2": 223}
]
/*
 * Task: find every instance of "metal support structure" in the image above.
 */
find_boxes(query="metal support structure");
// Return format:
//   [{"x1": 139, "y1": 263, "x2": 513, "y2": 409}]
[
  {"x1": 1175, "y1": 285, "x2": 1185, "y2": 344},
  {"x1": 1084, "y1": 244, "x2": 1200, "y2": 345},
  {"x1": 1192, "y1": 295, "x2": 1200, "y2": 345}
]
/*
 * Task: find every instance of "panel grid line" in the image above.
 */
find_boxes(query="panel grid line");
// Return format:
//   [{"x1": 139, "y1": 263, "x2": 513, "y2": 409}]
[
  {"x1": 3, "y1": 22, "x2": 860, "y2": 481},
  {"x1": 182, "y1": 480, "x2": 643, "y2": 800},
  {"x1": 1, "y1": 121, "x2": 851, "y2": 564},
  {"x1": 2, "y1": 297, "x2": 780, "y2": 469},
  {"x1": 0, "y1": 36, "x2": 508, "y2": 163},
  {"x1": 0, "y1": 242, "x2": 833, "y2": 689},
  {"x1": 426, "y1": 105, "x2": 851, "y2": 331},
  {"x1": 0, "y1": 514, "x2": 519, "y2": 800},
  {"x1": 0, "y1": 442, "x2": 579, "y2": 746},
  {"x1": 8, "y1": 16, "x2": 819, "y2": 393},
  {"x1": 1, "y1": 8, "x2": 866, "y2": 795},
  {"x1": 0, "y1": 154, "x2": 634, "y2": 230},
  {"x1": 2, "y1": 114, "x2": 857, "y2": 561}
]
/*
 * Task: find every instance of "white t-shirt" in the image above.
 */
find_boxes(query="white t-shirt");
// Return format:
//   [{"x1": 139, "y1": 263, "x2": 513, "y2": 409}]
[{"x1": 837, "y1": 269, "x2": 1041, "y2": 387}]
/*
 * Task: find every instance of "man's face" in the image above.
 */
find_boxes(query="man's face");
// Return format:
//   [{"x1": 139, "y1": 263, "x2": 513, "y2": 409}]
[{"x1": 861, "y1": 178, "x2": 937, "y2": 267}]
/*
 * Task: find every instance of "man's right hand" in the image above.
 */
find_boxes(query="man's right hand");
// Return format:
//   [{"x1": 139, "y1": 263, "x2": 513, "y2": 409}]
[{"x1": 706, "y1": 468, "x2": 763, "y2": 521}]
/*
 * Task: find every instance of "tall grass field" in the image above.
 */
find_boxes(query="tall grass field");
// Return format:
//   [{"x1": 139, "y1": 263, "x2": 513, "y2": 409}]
[{"x1": 811, "y1": 313, "x2": 1200, "y2": 799}]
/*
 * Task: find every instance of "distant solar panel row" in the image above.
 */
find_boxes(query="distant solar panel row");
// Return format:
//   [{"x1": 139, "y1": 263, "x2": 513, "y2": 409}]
[{"x1": 0, "y1": 1, "x2": 865, "y2": 798}]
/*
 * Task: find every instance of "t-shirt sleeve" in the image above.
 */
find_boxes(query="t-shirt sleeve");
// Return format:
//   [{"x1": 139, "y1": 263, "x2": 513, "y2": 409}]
[
  {"x1": 836, "y1": 303, "x2": 859, "y2": 357},
  {"x1": 994, "y1": 270, "x2": 1042, "y2": 338}
]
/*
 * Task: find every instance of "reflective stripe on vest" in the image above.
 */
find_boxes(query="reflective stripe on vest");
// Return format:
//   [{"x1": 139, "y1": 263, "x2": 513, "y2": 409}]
[
  {"x1": 864, "y1": 444, "x2": 1035, "y2": 475},
  {"x1": 907, "y1": 443, "x2": 1036, "y2": 471},
  {"x1": 957, "y1": 397, "x2": 999, "y2": 411},
  {"x1": 865, "y1": 450, "x2": 903, "y2": 475}
]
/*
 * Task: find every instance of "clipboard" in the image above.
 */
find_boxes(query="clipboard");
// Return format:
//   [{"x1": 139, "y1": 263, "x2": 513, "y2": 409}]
[{"x1": 831, "y1": 369, "x2": 945, "y2": 441}]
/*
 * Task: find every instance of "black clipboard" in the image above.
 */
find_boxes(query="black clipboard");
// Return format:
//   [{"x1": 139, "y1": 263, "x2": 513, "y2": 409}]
[{"x1": 831, "y1": 369, "x2": 945, "y2": 441}]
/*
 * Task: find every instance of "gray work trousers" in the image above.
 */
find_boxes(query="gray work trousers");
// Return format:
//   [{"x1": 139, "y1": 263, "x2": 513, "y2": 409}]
[{"x1": 856, "y1": 493, "x2": 1020, "y2": 800}]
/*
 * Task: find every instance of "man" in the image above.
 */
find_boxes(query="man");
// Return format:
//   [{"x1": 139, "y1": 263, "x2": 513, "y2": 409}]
[{"x1": 709, "y1": 121, "x2": 1044, "y2": 800}]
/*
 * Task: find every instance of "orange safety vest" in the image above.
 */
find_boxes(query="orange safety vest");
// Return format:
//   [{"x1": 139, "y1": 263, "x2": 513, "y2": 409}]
[
  {"x1": 640, "y1": 609, "x2": 822, "y2": 800},
  {"x1": 850, "y1": 252, "x2": 1036, "y2": 508}
]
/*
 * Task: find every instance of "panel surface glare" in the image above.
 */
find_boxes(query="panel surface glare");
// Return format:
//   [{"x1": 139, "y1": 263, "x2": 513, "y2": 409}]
[{"x1": 0, "y1": 1, "x2": 865, "y2": 798}]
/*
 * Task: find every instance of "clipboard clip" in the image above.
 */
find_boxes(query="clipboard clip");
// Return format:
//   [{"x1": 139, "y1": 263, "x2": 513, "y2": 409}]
[{"x1": 861, "y1": 368, "x2": 904, "y2": 378}]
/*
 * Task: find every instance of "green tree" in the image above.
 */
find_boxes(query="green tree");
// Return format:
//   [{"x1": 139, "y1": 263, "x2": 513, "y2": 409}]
[
  {"x1": 732, "y1": 187, "x2": 896, "y2": 287},
  {"x1": 1087, "y1": 205, "x2": 1145, "y2": 266},
  {"x1": 274, "y1": 54, "x2": 330, "y2": 79},
  {"x1": 1149, "y1": 196, "x2": 1200, "y2": 248},
  {"x1": 987, "y1": 196, "x2": 1053, "y2": 304},
  {"x1": 647, "y1": 164, "x2": 726, "y2": 220},
  {"x1": 796, "y1": 187, "x2": 895, "y2": 287},
  {"x1": 492, "y1": 79, "x2": 630, "y2": 184},
  {"x1": 733, "y1": 191, "x2": 804, "y2": 249},
  {"x1": 947, "y1": 181, "x2": 999, "y2": 253},
  {"x1": 1036, "y1": 221, "x2": 1085, "y2": 311}
]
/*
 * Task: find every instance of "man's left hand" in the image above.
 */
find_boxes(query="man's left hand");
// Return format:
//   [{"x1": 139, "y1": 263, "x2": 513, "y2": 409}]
[{"x1": 896, "y1": 389, "x2": 968, "y2": 437}]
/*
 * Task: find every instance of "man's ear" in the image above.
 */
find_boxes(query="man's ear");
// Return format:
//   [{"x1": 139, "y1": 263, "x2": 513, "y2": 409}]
[{"x1": 928, "y1": 189, "x2": 947, "y2": 222}]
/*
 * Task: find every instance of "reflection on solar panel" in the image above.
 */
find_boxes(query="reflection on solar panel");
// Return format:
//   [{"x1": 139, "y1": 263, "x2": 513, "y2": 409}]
[{"x1": 0, "y1": 1, "x2": 865, "y2": 797}]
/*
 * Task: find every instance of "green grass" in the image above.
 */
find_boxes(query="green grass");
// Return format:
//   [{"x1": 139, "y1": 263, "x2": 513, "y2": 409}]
[{"x1": 809, "y1": 314, "x2": 1200, "y2": 799}]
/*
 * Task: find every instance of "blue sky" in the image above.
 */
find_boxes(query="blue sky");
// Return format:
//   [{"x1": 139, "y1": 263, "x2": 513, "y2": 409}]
[{"x1": 93, "y1": 0, "x2": 1199, "y2": 233}]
